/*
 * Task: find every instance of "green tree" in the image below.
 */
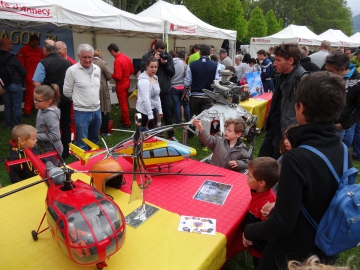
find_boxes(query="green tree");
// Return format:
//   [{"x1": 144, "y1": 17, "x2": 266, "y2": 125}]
[
  {"x1": 255, "y1": 0, "x2": 353, "y2": 35},
  {"x1": 265, "y1": 9, "x2": 281, "y2": 35},
  {"x1": 246, "y1": 6, "x2": 267, "y2": 41},
  {"x1": 183, "y1": 0, "x2": 248, "y2": 42}
]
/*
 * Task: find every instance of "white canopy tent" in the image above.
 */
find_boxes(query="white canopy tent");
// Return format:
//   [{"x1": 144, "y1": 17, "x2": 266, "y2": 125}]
[
  {"x1": 249, "y1": 24, "x2": 322, "y2": 57},
  {"x1": 350, "y1": 32, "x2": 360, "y2": 44},
  {"x1": 0, "y1": 0, "x2": 164, "y2": 36},
  {"x1": 137, "y1": 0, "x2": 237, "y2": 60},
  {"x1": 319, "y1": 29, "x2": 360, "y2": 48}
]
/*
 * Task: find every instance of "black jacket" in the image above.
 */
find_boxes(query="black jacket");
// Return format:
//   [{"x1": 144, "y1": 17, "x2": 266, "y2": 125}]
[
  {"x1": 300, "y1": 57, "x2": 320, "y2": 72},
  {"x1": 40, "y1": 53, "x2": 72, "y2": 103},
  {"x1": 244, "y1": 123, "x2": 343, "y2": 269},
  {"x1": 336, "y1": 68, "x2": 360, "y2": 129},
  {"x1": 8, "y1": 140, "x2": 41, "y2": 184},
  {"x1": 265, "y1": 65, "x2": 305, "y2": 134},
  {"x1": 0, "y1": 50, "x2": 27, "y2": 84},
  {"x1": 140, "y1": 50, "x2": 175, "y2": 94}
]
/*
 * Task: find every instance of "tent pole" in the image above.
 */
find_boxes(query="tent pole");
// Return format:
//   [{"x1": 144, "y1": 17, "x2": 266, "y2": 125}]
[{"x1": 92, "y1": 31, "x2": 96, "y2": 49}]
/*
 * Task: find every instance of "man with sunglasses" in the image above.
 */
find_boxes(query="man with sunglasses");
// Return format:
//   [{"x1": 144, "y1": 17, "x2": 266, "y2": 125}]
[{"x1": 258, "y1": 43, "x2": 305, "y2": 159}]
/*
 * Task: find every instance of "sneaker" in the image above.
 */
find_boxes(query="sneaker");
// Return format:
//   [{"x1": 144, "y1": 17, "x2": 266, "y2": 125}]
[
  {"x1": 202, "y1": 146, "x2": 208, "y2": 152},
  {"x1": 168, "y1": 136, "x2": 178, "y2": 142}
]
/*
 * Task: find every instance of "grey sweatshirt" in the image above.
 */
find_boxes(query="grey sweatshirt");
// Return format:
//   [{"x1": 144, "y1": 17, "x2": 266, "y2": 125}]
[{"x1": 171, "y1": 58, "x2": 186, "y2": 87}]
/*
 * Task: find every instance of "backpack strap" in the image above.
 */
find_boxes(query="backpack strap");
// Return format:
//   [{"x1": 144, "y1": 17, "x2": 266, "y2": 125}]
[{"x1": 298, "y1": 143, "x2": 348, "y2": 230}]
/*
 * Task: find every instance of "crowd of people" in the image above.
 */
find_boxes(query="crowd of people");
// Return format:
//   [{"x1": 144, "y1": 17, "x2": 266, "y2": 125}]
[{"x1": 2, "y1": 36, "x2": 360, "y2": 269}]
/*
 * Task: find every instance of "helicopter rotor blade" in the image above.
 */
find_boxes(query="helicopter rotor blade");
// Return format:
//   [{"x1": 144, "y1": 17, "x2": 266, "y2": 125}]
[
  {"x1": 43, "y1": 128, "x2": 66, "y2": 167},
  {"x1": 0, "y1": 177, "x2": 53, "y2": 199},
  {"x1": 78, "y1": 170, "x2": 223, "y2": 177}
]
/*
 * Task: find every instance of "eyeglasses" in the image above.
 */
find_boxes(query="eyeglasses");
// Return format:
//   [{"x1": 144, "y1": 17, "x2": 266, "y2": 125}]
[{"x1": 33, "y1": 96, "x2": 47, "y2": 103}]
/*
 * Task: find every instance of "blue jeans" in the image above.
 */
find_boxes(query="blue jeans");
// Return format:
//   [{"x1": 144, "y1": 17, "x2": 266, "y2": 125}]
[
  {"x1": 170, "y1": 87, "x2": 190, "y2": 123},
  {"x1": 337, "y1": 129, "x2": 345, "y2": 139},
  {"x1": 3, "y1": 83, "x2": 23, "y2": 129},
  {"x1": 74, "y1": 109, "x2": 101, "y2": 150},
  {"x1": 343, "y1": 122, "x2": 360, "y2": 158}
]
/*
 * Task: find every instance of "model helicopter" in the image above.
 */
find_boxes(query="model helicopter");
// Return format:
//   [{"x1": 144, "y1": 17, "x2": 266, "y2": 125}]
[
  {"x1": 69, "y1": 135, "x2": 196, "y2": 169},
  {"x1": 2, "y1": 140, "x2": 126, "y2": 269},
  {"x1": 1, "y1": 116, "x2": 222, "y2": 269},
  {"x1": 186, "y1": 69, "x2": 258, "y2": 158}
]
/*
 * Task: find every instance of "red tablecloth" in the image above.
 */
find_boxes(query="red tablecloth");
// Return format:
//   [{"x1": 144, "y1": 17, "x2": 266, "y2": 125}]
[{"x1": 70, "y1": 155, "x2": 251, "y2": 260}]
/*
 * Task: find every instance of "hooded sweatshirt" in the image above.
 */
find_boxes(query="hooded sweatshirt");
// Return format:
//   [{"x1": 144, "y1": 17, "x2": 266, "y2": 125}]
[
  {"x1": 171, "y1": 58, "x2": 186, "y2": 87},
  {"x1": 136, "y1": 72, "x2": 162, "y2": 120},
  {"x1": 36, "y1": 105, "x2": 62, "y2": 153}
]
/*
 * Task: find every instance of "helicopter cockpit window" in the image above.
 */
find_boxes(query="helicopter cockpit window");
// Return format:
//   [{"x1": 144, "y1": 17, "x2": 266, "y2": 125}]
[
  {"x1": 67, "y1": 211, "x2": 97, "y2": 264},
  {"x1": 54, "y1": 201, "x2": 75, "y2": 215},
  {"x1": 82, "y1": 203, "x2": 111, "y2": 242},
  {"x1": 153, "y1": 148, "x2": 167, "y2": 158},
  {"x1": 99, "y1": 200, "x2": 122, "y2": 231},
  {"x1": 167, "y1": 147, "x2": 181, "y2": 156},
  {"x1": 93, "y1": 189, "x2": 106, "y2": 200},
  {"x1": 142, "y1": 150, "x2": 150, "y2": 158}
]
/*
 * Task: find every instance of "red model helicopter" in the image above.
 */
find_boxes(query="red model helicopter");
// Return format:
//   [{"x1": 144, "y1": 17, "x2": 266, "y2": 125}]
[
  {"x1": 2, "y1": 139, "x2": 126, "y2": 270},
  {"x1": 1, "y1": 114, "x2": 223, "y2": 269}
]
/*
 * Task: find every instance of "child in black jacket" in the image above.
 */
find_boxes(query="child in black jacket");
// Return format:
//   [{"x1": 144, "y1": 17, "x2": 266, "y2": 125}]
[{"x1": 7, "y1": 124, "x2": 40, "y2": 183}]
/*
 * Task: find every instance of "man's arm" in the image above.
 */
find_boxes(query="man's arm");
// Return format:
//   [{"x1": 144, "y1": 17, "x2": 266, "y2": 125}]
[
  {"x1": 111, "y1": 60, "x2": 123, "y2": 81},
  {"x1": 162, "y1": 55, "x2": 175, "y2": 78},
  {"x1": 215, "y1": 64, "x2": 222, "y2": 80},
  {"x1": 63, "y1": 68, "x2": 74, "y2": 100},
  {"x1": 32, "y1": 63, "x2": 45, "y2": 87},
  {"x1": 184, "y1": 65, "x2": 192, "y2": 89}
]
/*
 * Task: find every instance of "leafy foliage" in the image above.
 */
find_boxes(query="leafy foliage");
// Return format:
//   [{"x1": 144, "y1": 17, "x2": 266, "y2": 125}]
[
  {"x1": 265, "y1": 9, "x2": 282, "y2": 35},
  {"x1": 255, "y1": 0, "x2": 353, "y2": 35},
  {"x1": 183, "y1": 0, "x2": 248, "y2": 42},
  {"x1": 247, "y1": 6, "x2": 267, "y2": 41}
]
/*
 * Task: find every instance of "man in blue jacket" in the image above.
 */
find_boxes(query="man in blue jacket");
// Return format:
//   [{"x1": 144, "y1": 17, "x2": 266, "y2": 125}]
[{"x1": 257, "y1": 49, "x2": 274, "y2": 93}]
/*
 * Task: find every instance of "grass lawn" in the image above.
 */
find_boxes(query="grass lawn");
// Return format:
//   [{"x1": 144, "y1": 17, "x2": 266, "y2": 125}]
[{"x1": 0, "y1": 105, "x2": 359, "y2": 269}]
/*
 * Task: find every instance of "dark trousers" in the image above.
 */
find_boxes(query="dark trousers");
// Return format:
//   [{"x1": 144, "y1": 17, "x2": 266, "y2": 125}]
[
  {"x1": 258, "y1": 132, "x2": 282, "y2": 160},
  {"x1": 59, "y1": 102, "x2": 72, "y2": 158},
  {"x1": 189, "y1": 96, "x2": 213, "y2": 118},
  {"x1": 160, "y1": 92, "x2": 174, "y2": 138},
  {"x1": 262, "y1": 80, "x2": 274, "y2": 93},
  {"x1": 137, "y1": 109, "x2": 157, "y2": 131},
  {"x1": 101, "y1": 112, "x2": 110, "y2": 134}
]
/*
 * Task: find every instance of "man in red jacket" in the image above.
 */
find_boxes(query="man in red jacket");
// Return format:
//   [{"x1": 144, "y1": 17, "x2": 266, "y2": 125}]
[
  {"x1": 107, "y1": 43, "x2": 134, "y2": 128},
  {"x1": 17, "y1": 34, "x2": 44, "y2": 118}
]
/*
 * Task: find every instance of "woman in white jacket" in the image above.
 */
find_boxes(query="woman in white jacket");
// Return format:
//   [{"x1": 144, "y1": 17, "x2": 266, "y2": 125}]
[{"x1": 136, "y1": 56, "x2": 163, "y2": 130}]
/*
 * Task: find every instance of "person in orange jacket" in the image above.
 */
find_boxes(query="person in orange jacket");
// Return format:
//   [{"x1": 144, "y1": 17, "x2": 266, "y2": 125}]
[
  {"x1": 68, "y1": 222, "x2": 92, "y2": 257},
  {"x1": 17, "y1": 34, "x2": 44, "y2": 118},
  {"x1": 107, "y1": 43, "x2": 134, "y2": 128}
]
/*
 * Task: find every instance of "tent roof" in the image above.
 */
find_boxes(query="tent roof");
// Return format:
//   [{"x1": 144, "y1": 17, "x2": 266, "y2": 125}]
[
  {"x1": 319, "y1": 29, "x2": 360, "y2": 47},
  {"x1": 0, "y1": 0, "x2": 164, "y2": 36},
  {"x1": 137, "y1": 0, "x2": 236, "y2": 40},
  {"x1": 350, "y1": 32, "x2": 360, "y2": 43},
  {"x1": 250, "y1": 24, "x2": 322, "y2": 46}
]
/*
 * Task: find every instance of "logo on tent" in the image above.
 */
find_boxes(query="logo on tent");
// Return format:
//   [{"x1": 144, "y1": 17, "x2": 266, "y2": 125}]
[
  {"x1": 252, "y1": 38, "x2": 270, "y2": 43},
  {"x1": 169, "y1": 23, "x2": 196, "y2": 34},
  {"x1": 298, "y1": 38, "x2": 312, "y2": 44},
  {"x1": 341, "y1": 41, "x2": 350, "y2": 46}
]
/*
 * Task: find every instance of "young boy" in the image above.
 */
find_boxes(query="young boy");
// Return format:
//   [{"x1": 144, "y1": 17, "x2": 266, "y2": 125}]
[
  {"x1": 243, "y1": 157, "x2": 279, "y2": 268},
  {"x1": 193, "y1": 118, "x2": 250, "y2": 172},
  {"x1": 7, "y1": 124, "x2": 40, "y2": 183}
]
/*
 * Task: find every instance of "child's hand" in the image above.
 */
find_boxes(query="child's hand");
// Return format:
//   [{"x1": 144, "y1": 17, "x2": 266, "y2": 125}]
[
  {"x1": 261, "y1": 202, "x2": 275, "y2": 220},
  {"x1": 242, "y1": 233, "x2": 253, "y2": 247},
  {"x1": 229, "y1": 160, "x2": 238, "y2": 168},
  {"x1": 193, "y1": 119, "x2": 203, "y2": 132}
]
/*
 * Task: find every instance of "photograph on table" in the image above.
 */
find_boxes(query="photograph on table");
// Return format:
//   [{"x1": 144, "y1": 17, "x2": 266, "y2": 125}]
[
  {"x1": 178, "y1": 216, "x2": 216, "y2": 235},
  {"x1": 245, "y1": 71, "x2": 264, "y2": 97},
  {"x1": 193, "y1": 180, "x2": 232, "y2": 206}
]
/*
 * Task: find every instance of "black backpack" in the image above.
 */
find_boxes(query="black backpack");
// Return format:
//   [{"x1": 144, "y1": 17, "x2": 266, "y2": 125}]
[{"x1": 0, "y1": 53, "x2": 14, "y2": 87}]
